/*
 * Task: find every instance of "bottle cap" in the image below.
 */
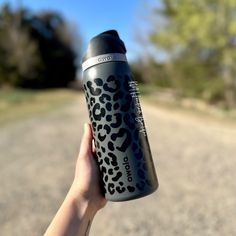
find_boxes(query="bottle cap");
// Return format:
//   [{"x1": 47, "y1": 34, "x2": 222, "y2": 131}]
[{"x1": 82, "y1": 30, "x2": 126, "y2": 62}]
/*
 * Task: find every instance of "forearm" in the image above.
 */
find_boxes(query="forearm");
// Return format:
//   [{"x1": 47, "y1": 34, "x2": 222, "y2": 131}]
[{"x1": 44, "y1": 185, "x2": 97, "y2": 236}]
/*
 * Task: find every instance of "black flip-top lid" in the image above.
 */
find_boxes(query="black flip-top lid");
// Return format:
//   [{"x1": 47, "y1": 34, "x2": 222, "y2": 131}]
[{"x1": 82, "y1": 30, "x2": 126, "y2": 62}]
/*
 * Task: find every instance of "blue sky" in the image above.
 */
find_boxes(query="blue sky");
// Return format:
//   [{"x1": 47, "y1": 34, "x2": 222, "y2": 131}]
[{"x1": 0, "y1": 0, "x2": 160, "y2": 60}]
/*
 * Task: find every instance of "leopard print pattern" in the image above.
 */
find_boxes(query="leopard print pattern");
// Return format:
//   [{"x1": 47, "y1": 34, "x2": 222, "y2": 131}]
[{"x1": 83, "y1": 74, "x2": 153, "y2": 197}]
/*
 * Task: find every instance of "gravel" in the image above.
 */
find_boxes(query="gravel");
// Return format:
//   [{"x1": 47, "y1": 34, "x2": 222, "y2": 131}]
[{"x1": 0, "y1": 95, "x2": 235, "y2": 236}]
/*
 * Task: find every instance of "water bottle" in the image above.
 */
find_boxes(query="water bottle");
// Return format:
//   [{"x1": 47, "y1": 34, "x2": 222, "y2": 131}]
[{"x1": 82, "y1": 30, "x2": 158, "y2": 201}]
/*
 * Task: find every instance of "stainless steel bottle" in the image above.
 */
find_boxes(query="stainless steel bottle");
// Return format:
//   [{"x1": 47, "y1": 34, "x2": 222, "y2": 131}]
[{"x1": 82, "y1": 30, "x2": 158, "y2": 201}]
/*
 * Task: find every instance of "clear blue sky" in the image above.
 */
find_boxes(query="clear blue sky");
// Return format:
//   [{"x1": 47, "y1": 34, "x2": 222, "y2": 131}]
[{"x1": 0, "y1": 0, "x2": 160, "y2": 60}]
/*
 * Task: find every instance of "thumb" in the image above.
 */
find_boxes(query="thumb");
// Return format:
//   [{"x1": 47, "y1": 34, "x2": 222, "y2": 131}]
[{"x1": 79, "y1": 123, "x2": 93, "y2": 157}]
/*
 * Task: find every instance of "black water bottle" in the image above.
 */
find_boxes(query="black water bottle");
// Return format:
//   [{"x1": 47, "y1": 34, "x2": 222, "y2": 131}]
[{"x1": 82, "y1": 30, "x2": 158, "y2": 201}]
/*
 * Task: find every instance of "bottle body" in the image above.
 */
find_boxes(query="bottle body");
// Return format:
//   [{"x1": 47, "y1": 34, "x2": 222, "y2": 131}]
[{"x1": 83, "y1": 61, "x2": 158, "y2": 201}]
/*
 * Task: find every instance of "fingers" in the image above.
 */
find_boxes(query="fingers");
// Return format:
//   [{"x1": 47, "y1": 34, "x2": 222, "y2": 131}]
[{"x1": 79, "y1": 123, "x2": 93, "y2": 157}]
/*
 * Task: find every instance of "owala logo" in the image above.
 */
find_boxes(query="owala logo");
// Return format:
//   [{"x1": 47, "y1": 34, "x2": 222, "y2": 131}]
[
  {"x1": 98, "y1": 55, "x2": 112, "y2": 63},
  {"x1": 123, "y1": 157, "x2": 133, "y2": 182}
]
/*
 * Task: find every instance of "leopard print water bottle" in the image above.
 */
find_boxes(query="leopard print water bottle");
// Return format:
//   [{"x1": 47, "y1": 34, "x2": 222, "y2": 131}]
[{"x1": 82, "y1": 30, "x2": 158, "y2": 201}]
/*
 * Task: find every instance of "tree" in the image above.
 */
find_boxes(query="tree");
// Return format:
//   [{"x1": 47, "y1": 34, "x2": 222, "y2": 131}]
[
  {"x1": 0, "y1": 4, "x2": 80, "y2": 88},
  {"x1": 149, "y1": 0, "x2": 236, "y2": 107},
  {"x1": 0, "y1": 5, "x2": 41, "y2": 86}
]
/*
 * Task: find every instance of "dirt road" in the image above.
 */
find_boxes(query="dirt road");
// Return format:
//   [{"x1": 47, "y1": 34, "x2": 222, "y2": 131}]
[{"x1": 0, "y1": 95, "x2": 236, "y2": 236}]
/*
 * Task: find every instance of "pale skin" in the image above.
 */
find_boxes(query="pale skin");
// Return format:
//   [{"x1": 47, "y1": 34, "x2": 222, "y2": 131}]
[{"x1": 44, "y1": 123, "x2": 107, "y2": 236}]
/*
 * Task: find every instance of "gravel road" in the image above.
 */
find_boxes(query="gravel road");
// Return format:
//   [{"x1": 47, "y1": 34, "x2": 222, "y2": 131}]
[{"x1": 0, "y1": 95, "x2": 236, "y2": 236}]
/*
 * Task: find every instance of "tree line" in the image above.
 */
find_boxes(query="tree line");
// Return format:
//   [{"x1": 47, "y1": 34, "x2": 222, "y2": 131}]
[
  {"x1": 0, "y1": 4, "x2": 79, "y2": 88},
  {"x1": 1, "y1": 1, "x2": 236, "y2": 108},
  {"x1": 133, "y1": 0, "x2": 236, "y2": 108}
]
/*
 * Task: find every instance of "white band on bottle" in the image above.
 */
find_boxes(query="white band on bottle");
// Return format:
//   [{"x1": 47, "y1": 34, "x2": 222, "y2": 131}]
[{"x1": 82, "y1": 53, "x2": 127, "y2": 71}]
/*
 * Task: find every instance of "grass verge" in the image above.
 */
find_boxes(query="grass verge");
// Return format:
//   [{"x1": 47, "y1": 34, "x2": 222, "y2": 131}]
[
  {"x1": 138, "y1": 84, "x2": 236, "y2": 123},
  {"x1": 0, "y1": 88, "x2": 79, "y2": 126}
]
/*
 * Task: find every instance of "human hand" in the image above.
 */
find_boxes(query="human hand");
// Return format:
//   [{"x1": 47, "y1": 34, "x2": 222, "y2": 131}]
[
  {"x1": 70, "y1": 123, "x2": 107, "y2": 212},
  {"x1": 44, "y1": 123, "x2": 106, "y2": 236}
]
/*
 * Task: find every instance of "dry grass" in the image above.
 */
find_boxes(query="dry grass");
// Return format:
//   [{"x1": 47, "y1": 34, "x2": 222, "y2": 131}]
[{"x1": 0, "y1": 88, "x2": 78, "y2": 126}]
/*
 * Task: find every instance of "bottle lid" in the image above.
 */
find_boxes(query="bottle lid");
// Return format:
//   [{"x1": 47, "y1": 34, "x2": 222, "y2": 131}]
[{"x1": 82, "y1": 30, "x2": 127, "y2": 63}]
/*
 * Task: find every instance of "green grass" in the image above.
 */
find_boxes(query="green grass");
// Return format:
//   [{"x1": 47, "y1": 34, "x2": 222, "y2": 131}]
[{"x1": 0, "y1": 88, "x2": 79, "y2": 125}]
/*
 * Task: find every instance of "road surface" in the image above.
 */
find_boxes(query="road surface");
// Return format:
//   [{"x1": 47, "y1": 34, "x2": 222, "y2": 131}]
[{"x1": 0, "y1": 95, "x2": 236, "y2": 236}]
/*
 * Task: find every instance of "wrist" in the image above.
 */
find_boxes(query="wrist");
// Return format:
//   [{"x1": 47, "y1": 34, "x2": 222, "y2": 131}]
[
  {"x1": 44, "y1": 184, "x2": 97, "y2": 236},
  {"x1": 67, "y1": 182, "x2": 99, "y2": 216}
]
